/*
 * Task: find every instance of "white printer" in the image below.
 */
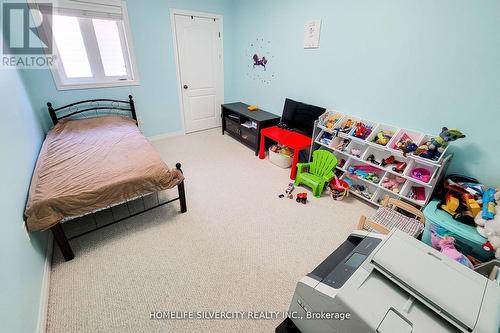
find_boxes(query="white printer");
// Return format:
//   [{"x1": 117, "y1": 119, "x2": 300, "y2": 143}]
[{"x1": 281, "y1": 229, "x2": 500, "y2": 333}]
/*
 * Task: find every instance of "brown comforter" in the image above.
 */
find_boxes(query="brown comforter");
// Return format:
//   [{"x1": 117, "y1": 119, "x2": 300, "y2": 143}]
[{"x1": 24, "y1": 116, "x2": 184, "y2": 232}]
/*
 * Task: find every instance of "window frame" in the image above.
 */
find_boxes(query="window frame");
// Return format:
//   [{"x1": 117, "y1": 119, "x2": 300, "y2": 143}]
[{"x1": 37, "y1": 1, "x2": 140, "y2": 90}]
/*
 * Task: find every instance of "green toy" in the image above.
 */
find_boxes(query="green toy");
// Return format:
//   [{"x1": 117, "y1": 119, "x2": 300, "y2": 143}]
[{"x1": 294, "y1": 150, "x2": 338, "y2": 197}]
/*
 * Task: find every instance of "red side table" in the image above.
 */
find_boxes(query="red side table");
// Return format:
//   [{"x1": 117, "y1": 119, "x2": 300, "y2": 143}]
[{"x1": 259, "y1": 126, "x2": 312, "y2": 180}]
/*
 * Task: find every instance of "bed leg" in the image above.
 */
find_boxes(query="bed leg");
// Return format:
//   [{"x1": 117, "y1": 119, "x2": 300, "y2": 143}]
[
  {"x1": 51, "y1": 224, "x2": 75, "y2": 261},
  {"x1": 176, "y1": 163, "x2": 187, "y2": 213}
]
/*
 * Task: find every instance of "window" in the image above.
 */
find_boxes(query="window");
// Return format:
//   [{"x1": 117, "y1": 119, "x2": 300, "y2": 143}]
[{"x1": 36, "y1": 0, "x2": 139, "y2": 90}]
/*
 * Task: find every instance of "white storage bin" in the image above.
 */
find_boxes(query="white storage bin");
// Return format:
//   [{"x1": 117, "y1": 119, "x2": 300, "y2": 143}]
[
  {"x1": 345, "y1": 140, "x2": 367, "y2": 158},
  {"x1": 269, "y1": 149, "x2": 292, "y2": 168},
  {"x1": 318, "y1": 111, "x2": 344, "y2": 131},
  {"x1": 363, "y1": 146, "x2": 408, "y2": 174},
  {"x1": 400, "y1": 181, "x2": 432, "y2": 206},
  {"x1": 373, "y1": 188, "x2": 399, "y2": 206},
  {"x1": 348, "y1": 119, "x2": 377, "y2": 141},
  {"x1": 404, "y1": 159, "x2": 438, "y2": 185},
  {"x1": 342, "y1": 174, "x2": 378, "y2": 200},
  {"x1": 334, "y1": 115, "x2": 359, "y2": 134},
  {"x1": 387, "y1": 128, "x2": 424, "y2": 156},
  {"x1": 367, "y1": 123, "x2": 398, "y2": 147},
  {"x1": 344, "y1": 159, "x2": 384, "y2": 185}
]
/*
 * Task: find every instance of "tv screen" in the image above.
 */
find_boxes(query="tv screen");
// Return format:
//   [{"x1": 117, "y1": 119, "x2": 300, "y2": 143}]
[{"x1": 281, "y1": 98, "x2": 325, "y2": 136}]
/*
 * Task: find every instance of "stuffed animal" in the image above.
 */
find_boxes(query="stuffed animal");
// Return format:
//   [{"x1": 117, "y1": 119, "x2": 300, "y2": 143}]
[
  {"x1": 476, "y1": 188, "x2": 500, "y2": 259},
  {"x1": 381, "y1": 175, "x2": 405, "y2": 193},
  {"x1": 431, "y1": 232, "x2": 474, "y2": 269},
  {"x1": 416, "y1": 127, "x2": 465, "y2": 160}
]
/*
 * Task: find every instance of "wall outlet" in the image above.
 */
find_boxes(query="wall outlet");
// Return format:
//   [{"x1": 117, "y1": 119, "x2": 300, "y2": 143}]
[{"x1": 138, "y1": 117, "x2": 143, "y2": 125}]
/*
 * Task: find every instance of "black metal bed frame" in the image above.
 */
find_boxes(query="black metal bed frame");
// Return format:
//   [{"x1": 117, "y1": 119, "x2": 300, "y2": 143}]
[{"x1": 46, "y1": 95, "x2": 187, "y2": 261}]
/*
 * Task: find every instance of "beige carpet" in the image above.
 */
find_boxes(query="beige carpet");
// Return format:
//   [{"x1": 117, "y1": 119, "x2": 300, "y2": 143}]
[{"x1": 46, "y1": 128, "x2": 375, "y2": 333}]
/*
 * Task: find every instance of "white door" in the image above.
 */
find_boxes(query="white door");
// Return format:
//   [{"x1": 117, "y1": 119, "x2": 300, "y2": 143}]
[{"x1": 173, "y1": 13, "x2": 223, "y2": 133}]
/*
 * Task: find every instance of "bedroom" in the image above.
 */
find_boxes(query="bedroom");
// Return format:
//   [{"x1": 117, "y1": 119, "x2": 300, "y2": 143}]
[{"x1": 1, "y1": 0, "x2": 499, "y2": 332}]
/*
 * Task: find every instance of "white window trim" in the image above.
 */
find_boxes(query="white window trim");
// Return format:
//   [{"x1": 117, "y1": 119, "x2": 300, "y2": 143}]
[{"x1": 33, "y1": 1, "x2": 140, "y2": 90}]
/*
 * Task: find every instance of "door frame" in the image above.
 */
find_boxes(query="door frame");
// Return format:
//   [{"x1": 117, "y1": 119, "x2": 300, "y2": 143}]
[{"x1": 170, "y1": 8, "x2": 224, "y2": 134}]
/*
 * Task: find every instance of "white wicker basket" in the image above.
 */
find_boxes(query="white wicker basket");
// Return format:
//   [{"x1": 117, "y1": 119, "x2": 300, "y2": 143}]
[{"x1": 269, "y1": 149, "x2": 292, "y2": 168}]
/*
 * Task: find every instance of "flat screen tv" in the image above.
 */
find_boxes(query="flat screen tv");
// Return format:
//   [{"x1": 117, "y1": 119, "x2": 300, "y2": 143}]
[{"x1": 281, "y1": 98, "x2": 326, "y2": 137}]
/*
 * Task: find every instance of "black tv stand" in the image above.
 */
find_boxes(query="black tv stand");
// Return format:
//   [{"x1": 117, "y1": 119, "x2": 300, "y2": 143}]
[{"x1": 221, "y1": 103, "x2": 280, "y2": 155}]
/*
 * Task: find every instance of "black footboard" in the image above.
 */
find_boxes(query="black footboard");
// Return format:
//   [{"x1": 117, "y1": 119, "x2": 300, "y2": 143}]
[{"x1": 52, "y1": 163, "x2": 187, "y2": 262}]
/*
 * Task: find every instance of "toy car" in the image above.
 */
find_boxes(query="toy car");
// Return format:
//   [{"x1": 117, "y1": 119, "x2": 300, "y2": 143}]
[{"x1": 296, "y1": 192, "x2": 307, "y2": 204}]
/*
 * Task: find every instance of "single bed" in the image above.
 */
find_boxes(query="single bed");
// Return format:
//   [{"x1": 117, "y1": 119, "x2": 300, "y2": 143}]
[{"x1": 24, "y1": 96, "x2": 187, "y2": 261}]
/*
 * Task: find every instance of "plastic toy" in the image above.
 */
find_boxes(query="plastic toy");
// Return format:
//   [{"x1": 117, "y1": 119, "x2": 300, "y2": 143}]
[
  {"x1": 380, "y1": 156, "x2": 407, "y2": 174},
  {"x1": 431, "y1": 232, "x2": 474, "y2": 269},
  {"x1": 296, "y1": 192, "x2": 307, "y2": 204},
  {"x1": 482, "y1": 188, "x2": 497, "y2": 220},
  {"x1": 366, "y1": 154, "x2": 381, "y2": 165},
  {"x1": 410, "y1": 167, "x2": 431, "y2": 183},
  {"x1": 352, "y1": 122, "x2": 372, "y2": 140},
  {"x1": 373, "y1": 131, "x2": 392, "y2": 146},
  {"x1": 381, "y1": 175, "x2": 405, "y2": 193},
  {"x1": 416, "y1": 127, "x2": 465, "y2": 161}
]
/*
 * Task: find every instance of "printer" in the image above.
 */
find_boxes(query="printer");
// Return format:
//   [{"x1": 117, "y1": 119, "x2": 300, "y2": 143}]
[{"x1": 280, "y1": 229, "x2": 500, "y2": 333}]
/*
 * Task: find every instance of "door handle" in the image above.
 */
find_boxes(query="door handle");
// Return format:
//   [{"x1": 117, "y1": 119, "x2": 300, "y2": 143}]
[{"x1": 183, "y1": 85, "x2": 188, "y2": 90}]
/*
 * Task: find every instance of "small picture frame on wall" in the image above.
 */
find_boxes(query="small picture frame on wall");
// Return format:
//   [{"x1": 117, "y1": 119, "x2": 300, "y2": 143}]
[{"x1": 304, "y1": 20, "x2": 321, "y2": 49}]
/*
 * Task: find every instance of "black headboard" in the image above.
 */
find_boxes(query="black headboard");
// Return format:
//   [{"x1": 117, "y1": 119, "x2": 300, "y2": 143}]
[{"x1": 47, "y1": 95, "x2": 137, "y2": 125}]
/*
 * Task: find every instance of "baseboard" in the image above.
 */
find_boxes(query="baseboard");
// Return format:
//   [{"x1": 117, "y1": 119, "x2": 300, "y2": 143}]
[
  {"x1": 147, "y1": 130, "x2": 184, "y2": 142},
  {"x1": 37, "y1": 232, "x2": 53, "y2": 333}
]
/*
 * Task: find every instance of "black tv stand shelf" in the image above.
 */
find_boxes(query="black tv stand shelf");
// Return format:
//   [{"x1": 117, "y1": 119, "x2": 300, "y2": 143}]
[{"x1": 221, "y1": 102, "x2": 280, "y2": 155}]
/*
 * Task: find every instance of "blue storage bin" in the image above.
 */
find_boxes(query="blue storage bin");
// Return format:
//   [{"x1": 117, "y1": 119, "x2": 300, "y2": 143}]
[{"x1": 422, "y1": 200, "x2": 494, "y2": 262}]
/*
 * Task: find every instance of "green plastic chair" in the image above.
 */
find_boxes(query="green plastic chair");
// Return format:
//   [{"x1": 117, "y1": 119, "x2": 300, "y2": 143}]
[{"x1": 294, "y1": 150, "x2": 338, "y2": 197}]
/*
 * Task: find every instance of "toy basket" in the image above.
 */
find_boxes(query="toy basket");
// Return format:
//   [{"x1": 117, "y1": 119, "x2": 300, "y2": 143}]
[{"x1": 269, "y1": 148, "x2": 292, "y2": 168}]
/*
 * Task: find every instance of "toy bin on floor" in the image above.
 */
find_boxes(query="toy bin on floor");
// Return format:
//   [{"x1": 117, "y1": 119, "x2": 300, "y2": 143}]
[
  {"x1": 422, "y1": 200, "x2": 494, "y2": 262},
  {"x1": 269, "y1": 149, "x2": 292, "y2": 168}
]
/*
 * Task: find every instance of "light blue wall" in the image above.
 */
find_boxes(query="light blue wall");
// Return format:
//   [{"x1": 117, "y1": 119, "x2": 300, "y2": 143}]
[
  {"x1": 230, "y1": 0, "x2": 500, "y2": 186},
  {"x1": 20, "y1": 0, "x2": 234, "y2": 135},
  {"x1": 0, "y1": 68, "x2": 48, "y2": 333}
]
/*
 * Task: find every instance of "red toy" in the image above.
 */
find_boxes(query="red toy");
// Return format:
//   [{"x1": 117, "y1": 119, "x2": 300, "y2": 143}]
[
  {"x1": 296, "y1": 192, "x2": 308, "y2": 204},
  {"x1": 381, "y1": 155, "x2": 407, "y2": 173},
  {"x1": 353, "y1": 122, "x2": 372, "y2": 140}
]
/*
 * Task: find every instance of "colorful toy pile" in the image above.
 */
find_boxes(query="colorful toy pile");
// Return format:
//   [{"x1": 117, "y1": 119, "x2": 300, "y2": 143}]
[
  {"x1": 320, "y1": 111, "x2": 342, "y2": 129},
  {"x1": 347, "y1": 165, "x2": 381, "y2": 184},
  {"x1": 352, "y1": 121, "x2": 373, "y2": 140},
  {"x1": 476, "y1": 188, "x2": 500, "y2": 259},
  {"x1": 394, "y1": 133, "x2": 418, "y2": 156},
  {"x1": 437, "y1": 177, "x2": 500, "y2": 260},
  {"x1": 339, "y1": 119, "x2": 354, "y2": 133},
  {"x1": 372, "y1": 130, "x2": 393, "y2": 146}
]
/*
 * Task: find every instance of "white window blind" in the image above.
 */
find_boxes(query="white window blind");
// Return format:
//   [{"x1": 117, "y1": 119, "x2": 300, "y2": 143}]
[{"x1": 33, "y1": 0, "x2": 139, "y2": 90}]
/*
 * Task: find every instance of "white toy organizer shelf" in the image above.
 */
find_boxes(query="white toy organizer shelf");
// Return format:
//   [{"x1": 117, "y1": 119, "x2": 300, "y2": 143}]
[{"x1": 310, "y1": 112, "x2": 452, "y2": 209}]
